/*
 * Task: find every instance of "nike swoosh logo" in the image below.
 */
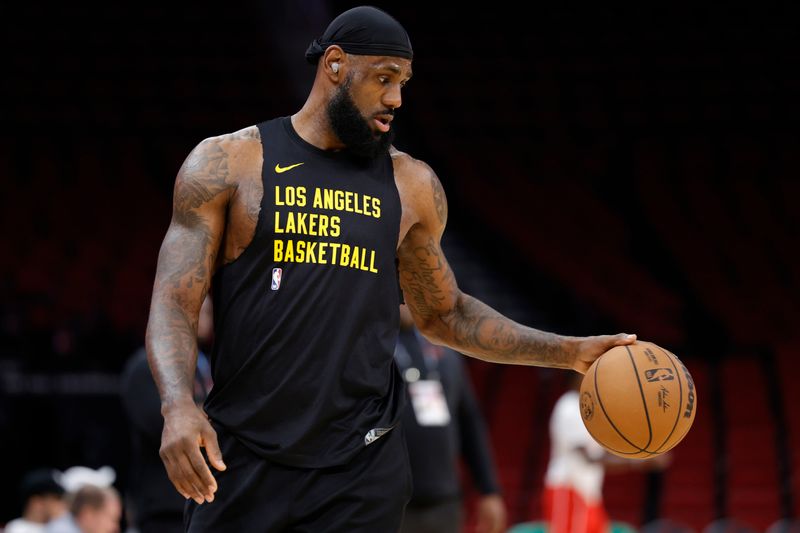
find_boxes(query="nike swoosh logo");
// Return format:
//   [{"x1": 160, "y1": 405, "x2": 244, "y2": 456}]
[{"x1": 275, "y1": 162, "x2": 304, "y2": 173}]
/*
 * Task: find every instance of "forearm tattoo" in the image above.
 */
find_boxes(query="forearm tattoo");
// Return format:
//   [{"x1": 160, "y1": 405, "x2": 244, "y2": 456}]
[
  {"x1": 399, "y1": 157, "x2": 572, "y2": 366},
  {"x1": 440, "y1": 294, "x2": 572, "y2": 367},
  {"x1": 146, "y1": 303, "x2": 201, "y2": 406},
  {"x1": 399, "y1": 236, "x2": 571, "y2": 368}
]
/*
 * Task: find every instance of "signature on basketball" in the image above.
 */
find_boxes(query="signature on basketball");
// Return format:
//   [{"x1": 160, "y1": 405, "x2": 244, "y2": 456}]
[{"x1": 657, "y1": 385, "x2": 671, "y2": 412}]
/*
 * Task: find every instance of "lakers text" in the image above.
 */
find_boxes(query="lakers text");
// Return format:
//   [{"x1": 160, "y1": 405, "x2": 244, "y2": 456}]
[{"x1": 273, "y1": 186, "x2": 381, "y2": 274}]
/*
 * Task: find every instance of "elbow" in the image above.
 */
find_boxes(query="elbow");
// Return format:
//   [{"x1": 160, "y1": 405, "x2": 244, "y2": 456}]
[
  {"x1": 404, "y1": 292, "x2": 465, "y2": 347},
  {"x1": 413, "y1": 303, "x2": 460, "y2": 347},
  {"x1": 415, "y1": 316, "x2": 445, "y2": 344}
]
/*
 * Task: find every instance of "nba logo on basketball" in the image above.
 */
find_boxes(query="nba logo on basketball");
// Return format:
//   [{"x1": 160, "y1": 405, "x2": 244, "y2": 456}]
[{"x1": 271, "y1": 268, "x2": 282, "y2": 291}]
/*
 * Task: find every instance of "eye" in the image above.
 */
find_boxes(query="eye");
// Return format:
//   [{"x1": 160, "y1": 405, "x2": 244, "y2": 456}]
[{"x1": 378, "y1": 76, "x2": 390, "y2": 84}]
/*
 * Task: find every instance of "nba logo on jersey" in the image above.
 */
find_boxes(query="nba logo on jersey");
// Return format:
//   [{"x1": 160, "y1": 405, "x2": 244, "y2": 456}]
[{"x1": 271, "y1": 268, "x2": 282, "y2": 291}]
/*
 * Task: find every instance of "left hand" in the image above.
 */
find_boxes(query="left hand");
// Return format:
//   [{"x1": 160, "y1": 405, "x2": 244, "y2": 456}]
[
  {"x1": 572, "y1": 333, "x2": 637, "y2": 373},
  {"x1": 475, "y1": 494, "x2": 507, "y2": 533}
]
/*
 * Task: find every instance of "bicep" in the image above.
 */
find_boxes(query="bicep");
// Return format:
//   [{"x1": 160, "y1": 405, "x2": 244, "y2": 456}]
[
  {"x1": 152, "y1": 141, "x2": 231, "y2": 312},
  {"x1": 397, "y1": 224, "x2": 458, "y2": 316},
  {"x1": 396, "y1": 157, "x2": 461, "y2": 331},
  {"x1": 397, "y1": 220, "x2": 459, "y2": 330}
]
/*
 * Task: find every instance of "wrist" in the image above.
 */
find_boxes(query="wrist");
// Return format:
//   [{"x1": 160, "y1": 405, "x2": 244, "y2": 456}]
[
  {"x1": 562, "y1": 336, "x2": 582, "y2": 370},
  {"x1": 161, "y1": 397, "x2": 199, "y2": 416}
]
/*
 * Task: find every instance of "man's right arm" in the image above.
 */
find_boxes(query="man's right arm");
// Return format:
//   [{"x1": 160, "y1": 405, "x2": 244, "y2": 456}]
[{"x1": 145, "y1": 136, "x2": 233, "y2": 504}]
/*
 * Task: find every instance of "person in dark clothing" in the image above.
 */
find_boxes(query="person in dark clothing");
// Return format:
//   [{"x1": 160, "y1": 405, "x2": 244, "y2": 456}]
[
  {"x1": 143, "y1": 5, "x2": 637, "y2": 532},
  {"x1": 120, "y1": 296, "x2": 213, "y2": 533},
  {"x1": 395, "y1": 304, "x2": 506, "y2": 533}
]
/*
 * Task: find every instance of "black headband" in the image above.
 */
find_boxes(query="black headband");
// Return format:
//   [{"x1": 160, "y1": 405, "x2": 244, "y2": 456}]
[{"x1": 305, "y1": 5, "x2": 413, "y2": 64}]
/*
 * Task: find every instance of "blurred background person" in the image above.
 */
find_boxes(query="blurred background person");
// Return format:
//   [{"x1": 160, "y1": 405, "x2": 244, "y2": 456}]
[
  {"x1": 55, "y1": 468, "x2": 116, "y2": 496},
  {"x1": 44, "y1": 485, "x2": 121, "y2": 533},
  {"x1": 4, "y1": 468, "x2": 67, "y2": 533},
  {"x1": 119, "y1": 296, "x2": 213, "y2": 533},
  {"x1": 395, "y1": 304, "x2": 507, "y2": 533},
  {"x1": 543, "y1": 372, "x2": 670, "y2": 533}
]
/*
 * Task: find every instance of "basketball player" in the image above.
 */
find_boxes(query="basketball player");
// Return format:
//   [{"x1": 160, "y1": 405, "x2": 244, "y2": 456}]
[
  {"x1": 144, "y1": 6, "x2": 637, "y2": 532},
  {"x1": 544, "y1": 373, "x2": 613, "y2": 533},
  {"x1": 543, "y1": 373, "x2": 670, "y2": 533}
]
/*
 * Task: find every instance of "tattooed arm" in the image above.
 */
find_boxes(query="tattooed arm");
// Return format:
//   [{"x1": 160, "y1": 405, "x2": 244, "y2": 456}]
[
  {"x1": 394, "y1": 154, "x2": 635, "y2": 372},
  {"x1": 145, "y1": 134, "x2": 240, "y2": 505}
]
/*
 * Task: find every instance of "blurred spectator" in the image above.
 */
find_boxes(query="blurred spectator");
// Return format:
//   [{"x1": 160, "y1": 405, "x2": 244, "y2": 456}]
[
  {"x1": 119, "y1": 295, "x2": 213, "y2": 533},
  {"x1": 543, "y1": 373, "x2": 669, "y2": 533},
  {"x1": 5, "y1": 468, "x2": 67, "y2": 533},
  {"x1": 44, "y1": 485, "x2": 120, "y2": 533},
  {"x1": 395, "y1": 304, "x2": 506, "y2": 533},
  {"x1": 56, "y1": 468, "x2": 116, "y2": 495}
]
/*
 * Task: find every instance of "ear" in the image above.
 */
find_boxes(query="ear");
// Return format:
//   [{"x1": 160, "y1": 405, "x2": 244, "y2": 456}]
[{"x1": 322, "y1": 45, "x2": 345, "y2": 81}]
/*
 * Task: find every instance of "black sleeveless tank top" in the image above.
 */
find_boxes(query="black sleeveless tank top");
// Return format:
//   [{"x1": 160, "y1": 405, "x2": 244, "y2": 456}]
[{"x1": 205, "y1": 117, "x2": 406, "y2": 468}]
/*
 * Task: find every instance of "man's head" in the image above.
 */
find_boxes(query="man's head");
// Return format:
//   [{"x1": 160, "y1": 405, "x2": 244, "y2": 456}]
[
  {"x1": 306, "y1": 6, "x2": 413, "y2": 158},
  {"x1": 70, "y1": 485, "x2": 121, "y2": 533},
  {"x1": 18, "y1": 468, "x2": 67, "y2": 523}
]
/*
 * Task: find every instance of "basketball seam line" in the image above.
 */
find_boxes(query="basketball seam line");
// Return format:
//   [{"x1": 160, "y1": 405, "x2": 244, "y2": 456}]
[
  {"x1": 626, "y1": 345, "x2": 654, "y2": 450},
  {"x1": 593, "y1": 352, "x2": 657, "y2": 456},
  {"x1": 652, "y1": 346, "x2": 683, "y2": 453}
]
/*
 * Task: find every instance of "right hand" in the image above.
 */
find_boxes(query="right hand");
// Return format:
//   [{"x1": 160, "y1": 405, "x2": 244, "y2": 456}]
[
  {"x1": 159, "y1": 402, "x2": 226, "y2": 504},
  {"x1": 572, "y1": 333, "x2": 637, "y2": 373}
]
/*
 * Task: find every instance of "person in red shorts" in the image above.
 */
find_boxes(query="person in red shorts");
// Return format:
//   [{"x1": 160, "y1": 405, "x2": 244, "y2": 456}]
[{"x1": 543, "y1": 373, "x2": 669, "y2": 533}]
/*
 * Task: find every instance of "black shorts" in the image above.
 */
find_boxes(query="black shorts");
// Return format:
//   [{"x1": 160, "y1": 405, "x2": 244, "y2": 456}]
[{"x1": 184, "y1": 424, "x2": 412, "y2": 532}]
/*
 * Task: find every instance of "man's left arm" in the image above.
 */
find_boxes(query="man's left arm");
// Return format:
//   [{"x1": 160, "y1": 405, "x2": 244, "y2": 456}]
[{"x1": 396, "y1": 160, "x2": 635, "y2": 373}]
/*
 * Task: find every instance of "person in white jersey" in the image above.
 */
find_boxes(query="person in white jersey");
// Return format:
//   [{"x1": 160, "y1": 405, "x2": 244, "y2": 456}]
[{"x1": 543, "y1": 373, "x2": 669, "y2": 533}]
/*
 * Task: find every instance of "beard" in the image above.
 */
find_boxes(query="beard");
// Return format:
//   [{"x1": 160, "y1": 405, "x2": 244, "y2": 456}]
[{"x1": 327, "y1": 75, "x2": 394, "y2": 159}]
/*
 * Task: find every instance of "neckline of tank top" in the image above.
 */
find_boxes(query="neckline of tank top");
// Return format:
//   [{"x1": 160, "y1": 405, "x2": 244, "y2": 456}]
[{"x1": 281, "y1": 116, "x2": 375, "y2": 163}]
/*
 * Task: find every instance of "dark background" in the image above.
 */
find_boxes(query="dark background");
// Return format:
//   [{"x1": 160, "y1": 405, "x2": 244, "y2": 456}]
[{"x1": 2, "y1": 2, "x2": 798, "y2": 531}]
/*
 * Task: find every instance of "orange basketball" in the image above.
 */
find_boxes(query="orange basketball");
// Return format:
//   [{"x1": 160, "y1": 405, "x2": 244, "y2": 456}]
[{"x1": 579, "y1": 341, "x2": 697, "y2": 459}]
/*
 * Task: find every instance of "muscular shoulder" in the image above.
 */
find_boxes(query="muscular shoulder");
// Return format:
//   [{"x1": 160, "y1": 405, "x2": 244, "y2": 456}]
[
  {"x1": 390, "y1": 146, "x2": 448, "y2": 230},
  {"x1": 390, "y1": 146, "x2": 433, "y2": 191},
  {"x1": 176, "y1": 126, "x2": 260, "y2": 191},
  {"x1": 174, "y1": 125, "x2": 262, "y2": 211},
  {"x1": 205, "y1": 124, "x2": 261, "y2": 149},
  {"x1": 196, "y1": 125, "x2": 261, "y2": 178}
]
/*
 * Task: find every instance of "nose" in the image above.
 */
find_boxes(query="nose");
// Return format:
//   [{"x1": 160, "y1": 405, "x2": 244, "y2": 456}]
[{"x1": 383, "y1": 83, "x2": 402, "y2": 110}]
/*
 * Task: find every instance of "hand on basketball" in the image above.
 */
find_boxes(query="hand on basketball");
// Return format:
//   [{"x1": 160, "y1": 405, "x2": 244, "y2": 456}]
[
  {"x1": 571, "y1": 333, "x2": 637, "y2": 374},
  {"x1": 160, "y1": 402, "x2": 227, "y2": 504}
]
